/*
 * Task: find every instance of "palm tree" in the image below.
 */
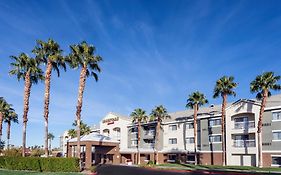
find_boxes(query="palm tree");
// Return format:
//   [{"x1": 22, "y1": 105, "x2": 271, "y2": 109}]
[
  {"x1": 0, "y1": 97, "x2": 10, "y2": 141},
  {"x1": 186, "y1": 91, "x2": 208, "y2": 165},
  {"x1": 32, "y1": 39, "x2": 65, "y2": 157},
  {"x1": 250, "y1": 72, "x2": 281, "y2": 167},
  {"x1": 213, "y1": 76, "x2": 237, "y2": 166},
  {"x1": 47, "y1": 133, "x2": 55, "y2": 155},
  {"x1": 9, "y1": 53, "x2": 44, "y2": 157},
  {"x1": 68, "y1": 120, "x2": 91, "y2": 139},
  {"x1": 67, "y1": 41, "x2": 102, "y2": 159},
  {"x1": 4, "y1": 105, "x2": 18, "y2": 150},
  {"x1": 150, "y1": 105, "x2": 170, "y2": 164},
  {"x1": 130, "y1": 108, "x2": 148, "y2": 164}
]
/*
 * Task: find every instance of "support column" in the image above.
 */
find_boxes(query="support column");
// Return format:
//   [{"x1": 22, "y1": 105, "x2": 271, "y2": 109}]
[{"x1": 85, "y1": 143, "x2": 92, "y2": 169}]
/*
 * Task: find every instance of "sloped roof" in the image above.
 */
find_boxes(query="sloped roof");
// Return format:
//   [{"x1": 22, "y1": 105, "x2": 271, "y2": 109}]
[{"x1": 68, "y1": 132, "x2": 119, "y2": 143}]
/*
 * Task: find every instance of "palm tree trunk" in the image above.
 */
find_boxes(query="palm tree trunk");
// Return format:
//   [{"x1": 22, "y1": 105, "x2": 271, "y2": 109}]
[
  {"x1": 137, "y1": 121, "x2": 141, "y2": 164},
  {"x1": 7, "y1": 121, "x2": 11, "y2": 150},
  {"x1": 49, "y1": 139, "x2": 52, "y2": 155},
  {"x1": 0, "y1": 112, "x2": 3, "y2": 141},
  {"x1": 155, "y1": 120, "x2": 160, "y2": 164},
  {"x1": 258, "y1": 91, "x2": 268, "y2": 168},
  {"x1": 44, "y1": 60, "x2": 52, "y2": 157},
  {"x1": 76, "y1": 65, "x2": 87, "y2": 160},
  {"x1": 193, "y1": 104, "x2": 198, "y2": 165},
  {"x1": 221, "y1": 94, "x2": 227, "y2": 166},
  {"x1": 22, "y1": 71, "x2": 31, "y2": 157}
]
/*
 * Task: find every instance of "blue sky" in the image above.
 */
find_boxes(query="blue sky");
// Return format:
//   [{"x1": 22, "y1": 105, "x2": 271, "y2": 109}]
[{"x1": 0, "y1": 0, "x2": 281, "y2": 148}]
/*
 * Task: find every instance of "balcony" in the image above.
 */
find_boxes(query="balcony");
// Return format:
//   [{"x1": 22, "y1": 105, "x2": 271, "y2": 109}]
[
  {"x1": 143, "y1": 130, "x2": 155, "y2": 139},
  {"x1": 234, "y1": 121, "x2": 255, "y2": 130},
  {"x1": 233, "y1": 140, "x2": 255, "y2": 147}
]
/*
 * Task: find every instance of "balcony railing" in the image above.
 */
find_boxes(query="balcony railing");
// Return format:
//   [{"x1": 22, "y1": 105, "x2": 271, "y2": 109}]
[
  {"x1": 233, "y1": 140, "x2": 255, "y2": 147},
  {"x1": 144, "y1": 130, "x2": 155, "y2": 136},
  {"x1": 234, "y1": 121, "x2": 255, "y2": 129}
]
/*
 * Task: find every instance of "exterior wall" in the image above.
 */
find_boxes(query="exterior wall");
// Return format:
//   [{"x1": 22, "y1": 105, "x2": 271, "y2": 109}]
[
  {"x1": 200, "y1": 117, "x2": 222, "y2": 152},
  {"x1": 263, "y1": 109, "x2": 281, "y2": 151},
  {"x1": 162, "y1": 122, "x2": 185, "y2": 152},
  {"x1": 225, "y1": 101, "x2": 260, "y2": 166},
  {"x1": 199, "y1": 152, "x2": 223, "y2": 165},
  {"x1": 99, "y1": 113, "x2": 131, "y2": 151}
]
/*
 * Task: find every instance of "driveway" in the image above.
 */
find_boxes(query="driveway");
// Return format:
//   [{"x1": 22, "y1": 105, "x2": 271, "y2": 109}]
[{"x1": 96, "y1": 164, "x2": 274, "y2": 175}]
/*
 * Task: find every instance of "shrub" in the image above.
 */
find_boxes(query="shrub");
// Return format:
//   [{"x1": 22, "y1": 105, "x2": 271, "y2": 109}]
[
  {"x1": 90, "y1": 165, "x2": 97, "y2": 172},
  {"x1": 3, "y1": 148, "x2": 21, "y2": 157},
  {"x1": 0, "y1": 156, "x2": 79, "y2": 172}
]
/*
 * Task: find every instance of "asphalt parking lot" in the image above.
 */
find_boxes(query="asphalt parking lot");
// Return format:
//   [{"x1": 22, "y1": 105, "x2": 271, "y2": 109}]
[{"x1": 96, "y1": 164, "x2": 275, "y2": 175}]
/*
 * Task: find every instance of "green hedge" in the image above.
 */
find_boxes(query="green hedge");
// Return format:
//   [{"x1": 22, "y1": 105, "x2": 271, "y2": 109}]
[{"x1": 0, "y1": 156, "x2": 79, "y2": 172}]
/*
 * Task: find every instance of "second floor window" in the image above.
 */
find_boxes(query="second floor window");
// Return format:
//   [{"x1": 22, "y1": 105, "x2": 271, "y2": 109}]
[
  {"x1": 186, "y1": 123, "x2": 194, "y2": 129},
  {"x1": 209, "y1": 118, "x2": 221, "y2": 127},
  {"x1": 209, "y1": 135, "x2": 222, "y2": 143},
  {"x1": 273, "y1": 112, "x2": 281, "y2": 120},
  {"x1": 186, "y1": 137, "x2": 195, "y2": 144},
  {"x1": 273, "y1": 131, "x2": 281, "y2": 141},
  {"x1": 169, "y1": 125, "x2": 177, "y2": 131},
  {"x1": 169, "y1": 138, "x2": 177, "y2": 144}
]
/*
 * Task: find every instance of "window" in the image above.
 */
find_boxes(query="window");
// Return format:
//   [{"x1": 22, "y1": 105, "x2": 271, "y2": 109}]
[
  {"x1": 103, "y1": 129, "x2": 110, "y2": 136},
  {"x1": 234, "y1": 117, "x2": 248, "y2": 122},
  {"x1": 272, "y1": 157, "x2": 281, "y2": 166},
  {"x1": 169, "y1": 125, "x2": 177, "y2": 131},
  {"x1": 186, "y1": 123, "x2": 194, "y2": 129},
  {"x1": 273, "y1": 112, "x2": 281, "y2": 121},
  {"x1": 209, "y1": 119, "x2": 221, "y2": 127},
  {"x1": 186, "y1": 137, "x2": 195, "y2": 144},
  {"x1": 169, "y1": 138, "x2": 177, "y2": 144},
  {"x1": 168, "y1": 154, "x2": 177, "y2": 162},
  {"x1": 187, "y1": 155, "x2": 195, "y2": 162},
  {"x1": 131, "y1": 140, "x2": 138, "y2": 146},
  {"x1": 209, "y1": 135, "x2": 222, "y2": 143},
  {"x1": 273, "y1": 131, "x2": 281, "y2": 141},
  {"x1": 131, "y1": 127, "x2": 138, "y2": 133}
]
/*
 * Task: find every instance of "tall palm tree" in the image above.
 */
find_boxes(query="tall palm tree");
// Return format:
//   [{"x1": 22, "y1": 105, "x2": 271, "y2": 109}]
[
  {"x1": 130, "y1": 108, "x2": 148, "y2": 164},
  {"x1": 67, "y1": 41, "x2": 102, "y2": 159},
  {"x1": 47, "y1": 133, "x2": 55, "y2": 155},
  {"x1": 9, "y1": 53, "x2": 44, "y2": 156},
  {"x1": 186, "y1": 91, "x2": 208, "y2": 165},
  {"x1": 150, "y1": 105, "x2": 170, "y2": 164},
  {"x1": 4, "y1": 105, "x2": 18, "y2": 150},
  {"x1": 250, "y1": 72, "x2": 281, "y2": 167},
  {"x1": 32, "y1": 39, "x2": 65, "y2": 157},
  {"x1": 213, "y1": 76, "x2": 237, "y2": 166}
]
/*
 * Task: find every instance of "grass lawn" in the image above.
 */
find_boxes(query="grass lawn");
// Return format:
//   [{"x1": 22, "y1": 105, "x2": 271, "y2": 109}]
[
  {"x1": 154, "y1": 163, "x2": 281, "y2": 172},
  {"x1": 0, "y1": 169, "x2": 83, "y2": 175}
]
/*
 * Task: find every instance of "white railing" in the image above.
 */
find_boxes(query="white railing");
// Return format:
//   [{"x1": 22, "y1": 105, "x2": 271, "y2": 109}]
[
  {"x1": 233, "y1": 140, "x2": 255, "y2": 147},
  {"x1": 144, "y1": 130, "x2": 155, "y2": 136},
  {"x1": 234, "y1": 121, "x2": 255, "y2": 129}
]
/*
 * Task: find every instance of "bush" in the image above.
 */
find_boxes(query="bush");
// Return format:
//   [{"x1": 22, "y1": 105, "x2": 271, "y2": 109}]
[
  {"x1": 3, "y1": 148, "x2": 21, "y2": 157},
  {"x1": 0, "y1": 156, "x2": 79, "y2": 172},
  {"x1": 90, "y1": 165, "x2": 97, "y2": 172}
]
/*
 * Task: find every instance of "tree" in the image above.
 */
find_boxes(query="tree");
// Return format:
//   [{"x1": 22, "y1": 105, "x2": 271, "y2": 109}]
[
  {"x1": 213, "y1": 76, "x2": 237, "y2": 166},
  {"x1": 0, "y1": 97, "x2": 10, "y2": 141},
  {"x1": 250, "y1": 71, "x2": 281, "y2": 167},
  {"x1": 10, "y1": 53, "x2": 44, "y2": 156},
  {"x1": 150, "y1": 105, "x2": 170, "y2": 164},
  {"x1": 68, "y1": 120, "x2": 91, "y2": 139},
  {"x1": 4, "y1": 104, "x2": 18, "y2": 150},
  {"x1": 47, "y1": 133, "x2": 55, "y2": 155},
  {"x1": 67, "y1": 41, "x2": 102, "y2": 159},
  {"x1": 130, "y1": 108, "x2": 148, "y2": 164},
  {"x1": 186, "y1": 91, "x2": 208, "y2": 165},
  {"x1": 32, "y1": 39, "x2": 65, "y2": 157}
]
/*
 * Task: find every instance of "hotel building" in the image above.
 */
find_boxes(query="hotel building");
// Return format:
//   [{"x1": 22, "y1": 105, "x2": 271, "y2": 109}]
[{"x1": 63, "y1": 94, "x2": 281, "y2": 168}]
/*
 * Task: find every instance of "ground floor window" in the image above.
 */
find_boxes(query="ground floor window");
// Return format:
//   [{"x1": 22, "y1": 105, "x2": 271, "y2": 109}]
[
  {"x1": 167, "y1": 154, "x2": 177, "y2": 163},
  {"x1": 272, "y1": 156, "x2": 281, "y2": 166},
  {"x1": 187, "y1": 155, "x2": 195, "y2": 162}
]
